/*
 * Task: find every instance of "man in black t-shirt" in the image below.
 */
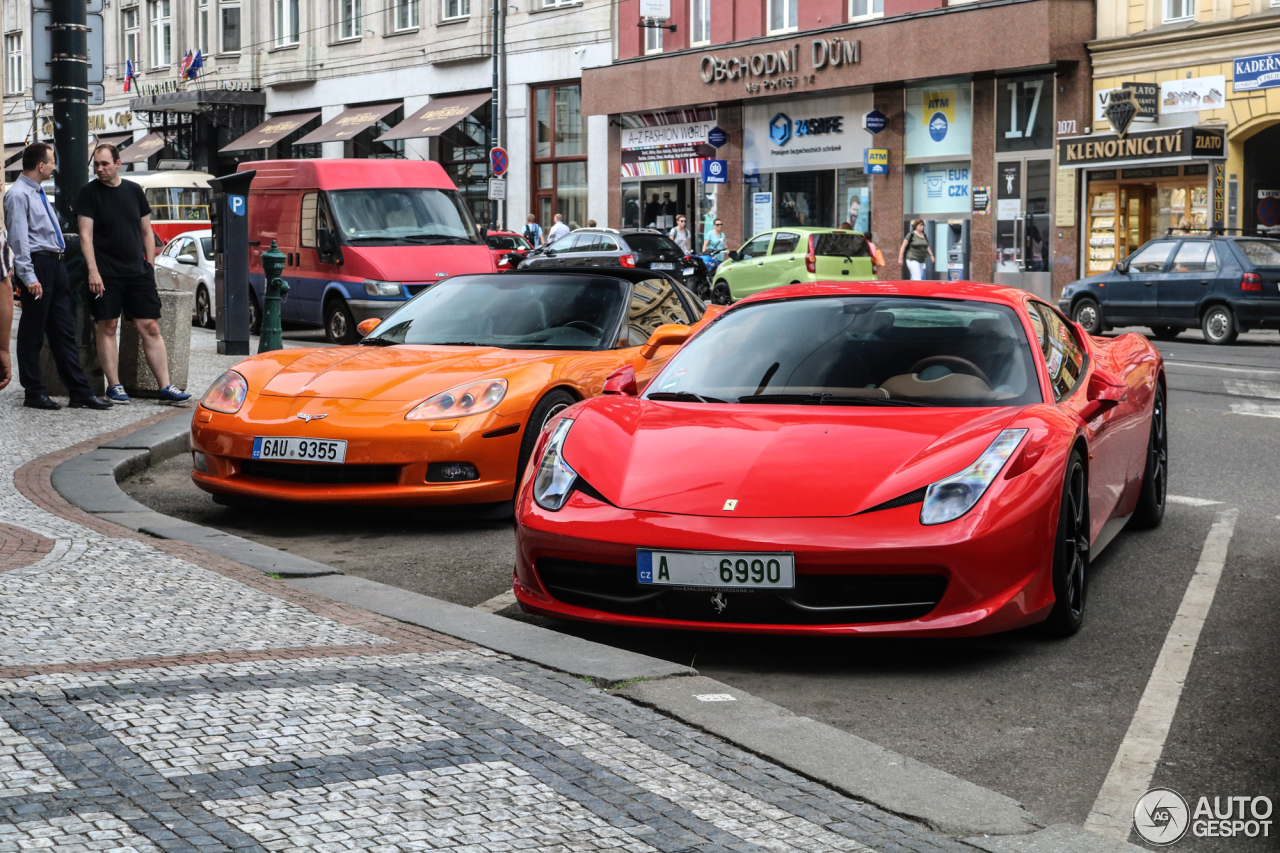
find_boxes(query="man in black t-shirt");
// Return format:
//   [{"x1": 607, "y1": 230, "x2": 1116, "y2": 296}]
[{"x1": 77, "y1": 143, "x2": 190, "y2": 405}]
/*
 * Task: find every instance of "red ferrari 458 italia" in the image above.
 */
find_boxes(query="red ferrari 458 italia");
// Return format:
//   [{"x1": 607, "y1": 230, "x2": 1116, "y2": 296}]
[{"x1": 513, "y1": 281, "x2": 1167, "y2": 637}]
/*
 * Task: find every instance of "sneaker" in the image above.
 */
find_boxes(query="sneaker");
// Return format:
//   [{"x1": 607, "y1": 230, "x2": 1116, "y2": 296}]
[
  {"x1": 158, "y1": 385, "x2": 192, "y2": 405},
  {"x1": 105, "y1": 384, "x2": 131, "y2": 404}
]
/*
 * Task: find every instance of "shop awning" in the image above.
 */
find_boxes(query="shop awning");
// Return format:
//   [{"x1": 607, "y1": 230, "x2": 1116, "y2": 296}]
[
  {"x1": 293, "y1": 103, "x2": 401, "y2": 146},
  {"x1": 93, "y1": 132, "x2": 135, "y2": 152},
  {"x1": 376, "y1": 93, "x2": 490, "y2": 142},
  {"x1": 3, "y1": 143, "x2": 24, "y2": 166},
  {"x1": 118, "y1": 132, "x2": 168, "y2": 164},
  {"x1": 220, "y1": 111, "x2": 322, "y2": 153}
]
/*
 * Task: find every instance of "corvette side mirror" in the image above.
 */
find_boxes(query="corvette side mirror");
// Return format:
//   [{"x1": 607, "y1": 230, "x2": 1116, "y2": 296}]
[
  {"x1": 356, "y1": 318, "x2": 381, "y2": 336},
  {"x1": 640, "y1": 323, "x2": 693, "y2": 359},
  {"x1": 1080, "y1": 368, "x2": 1127, "y2": 421},
  {"x1": 602, "y1": 364, "x2": 638, "y2": 396}
]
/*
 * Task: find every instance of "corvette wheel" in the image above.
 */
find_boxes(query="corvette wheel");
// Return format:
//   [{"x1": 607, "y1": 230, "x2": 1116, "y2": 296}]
[
  {"x1": 514, "y1": 388, "x2": 578, "y2": 495},
  {"x1": 1073, "y1": 298, "x2": 1103, "y2": 336},
  {"x1": 1041, "y1": 449, "x2": 1089, "y2": 637},
  {"x1": 1201, "y1": 305, "x2": 1237, "y2": 345},
  {"x1": 1130, "y1": 385, "x2": 1168, "y2": 530}
]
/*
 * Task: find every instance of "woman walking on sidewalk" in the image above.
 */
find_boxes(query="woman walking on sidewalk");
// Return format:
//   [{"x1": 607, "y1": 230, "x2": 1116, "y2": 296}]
[{"x1": 899, "y1": 219, "x2": 935, "y2": 281}]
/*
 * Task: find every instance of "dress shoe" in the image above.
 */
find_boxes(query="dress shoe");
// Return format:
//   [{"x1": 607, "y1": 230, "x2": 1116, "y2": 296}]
[
  {"x1": 68, "y1": 396, "x2": 113, "y2": 410},
  {"x1": 23, "y1": 394, "x2": 62, "y2": 410}
]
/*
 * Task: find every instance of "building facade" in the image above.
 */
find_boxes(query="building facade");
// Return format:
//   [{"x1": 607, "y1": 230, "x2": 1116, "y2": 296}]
[
  {"x1": 2, "y1": 0, "x2": 612, "y2": 232},
  {"x1": 1071, "y1": 0, "x2": 1280, "y2": 276},
  {"x1": 582, "y1": 0, "x2": 1095, "y2": 297}
]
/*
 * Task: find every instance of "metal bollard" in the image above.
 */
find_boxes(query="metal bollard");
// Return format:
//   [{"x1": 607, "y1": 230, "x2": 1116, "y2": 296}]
[{"x1": 258, "y1": 240, "x2": 289, "y2": 354}]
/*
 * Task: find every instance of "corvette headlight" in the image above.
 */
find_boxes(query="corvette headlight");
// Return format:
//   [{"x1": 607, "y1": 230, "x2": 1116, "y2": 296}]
[
  {"x1": 920, "y1": 429, "x2": 1027, "y2": 525},
  {"x1": 406, "y1": 378, "x2": 508, "y2": 421},
  {"x1": 363, "y1": 279, "x2": 403, "y2": 297},
  {"x1": 532, "y1": 419, "x2": 577, "y2": 511},
  {"x1": 200, "y1": 370, "x2": 248, "y2": 414}
]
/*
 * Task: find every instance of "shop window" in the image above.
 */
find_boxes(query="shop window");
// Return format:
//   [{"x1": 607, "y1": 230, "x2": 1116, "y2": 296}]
[
  {"x1": 531, "y1": 83, "x2": 587, "y2": 230},
  {"x1": 440, "y1": 101, "x2": 491, "y2": 227},
  {"x1": 337, "y1": 0, "x2": 362, "y2": 40},
  {"x1": 274, "y1": 0, "x2": 300, "y2": 46},
  {"x1": 776, "y1": 170, "x2": 834, "y2": 229},
  {"x1": 123, "y1": 9, "x2": 140, "y2": 67},
  {"x1": 442, "y1": 0, "x2": 469, "y2": 19},
  {"x1": 1164, "y1": 0, "x2": 1194, "y2": 21},
  {"x1": 768, "y1": 0, "x2": 798, "y2": 33},
  {"x1": 850, "y1": 0, "x2": 883, "y2": 19},
  {"x1": 996, "y1": 74, "x2": 1054, "y2": 153},
  {"x1": 148, "y1": 0, "x2": 172, "y2": 67},
  {"x1": 346, "y1": 105, "x2": 405, "y2": 159},
  {"x1": 198, "y1": 0, "x2": 210, "y2": 54},
  {"x1": 4, "y1": 33, "x2": 21, "y2": 95},
  {"x1": 837, "y1": 169, "x2": 871, "y2": 233},
  {"x1": 394, "y1": 0, "x2": 420, "y2": 28},
  {"x1": 690, "y1": 0, "x2": 710, "y2": 45},
  {"x1": 220, "y1": 1, "x2": 241, "y2": 53}
]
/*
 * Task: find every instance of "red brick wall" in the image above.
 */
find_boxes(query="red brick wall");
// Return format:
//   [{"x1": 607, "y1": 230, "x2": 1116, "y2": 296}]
[
  {"x1": 871, "y1": 85, "x2": 905, "y2": 280},
  {"x1": 970, "y1": 77, "x2": 996, "y2": 283}
]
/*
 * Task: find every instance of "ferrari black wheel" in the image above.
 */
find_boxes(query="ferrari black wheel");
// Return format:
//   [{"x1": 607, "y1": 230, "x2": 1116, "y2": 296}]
[
  {"x1": 1073, "y1": 298, "x2": 1103, "y2": 336},
  {"x1": 514, "y1": 388, "x2": 578, "y2": 495},
  {"x1": 1041, "y1": 449, "x2": 1089, "y2": 637},
  {"x1": 1130, "y1": 385, "x2": 1168, "y2": 530},
  {"x1": 1149, "y1": 325, "x2": 1180, "y2": 340}
]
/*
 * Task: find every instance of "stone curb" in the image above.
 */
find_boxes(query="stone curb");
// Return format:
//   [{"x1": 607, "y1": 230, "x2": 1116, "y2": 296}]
[{"x1": 50, "y1": 413, "x2": 1145, "y2": 847}]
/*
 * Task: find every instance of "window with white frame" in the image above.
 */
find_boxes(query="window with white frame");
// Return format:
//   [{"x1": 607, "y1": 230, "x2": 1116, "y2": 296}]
[
  {"x1": 148, "y1": 0, "x2": 172, "y2": 66},
  {"x1": 197, "y1": 0, "x2": 209, "y2": 53},
  {"x1": 441, "y1": 0, "x2": 468, "y2": 19},
  {"x1": 4, "y1": 33, "x2": 22, "y2": 95},
  {"x1": 850, "y1": 0, "x2": 883, "y2": 18},
  {"x1": 122, "y1": 7, "x2": 140, "y2": 69},
  {"x1": 768, "y1": 0, "x2": 797, "y2": 32},
  {"x1": 1165, "y1": 0, "x2": 1193, "y2": 20},
  {"x1": 221, "y1": 1, "x2": 241, "y2": 52},
  {"x1": 338, "y1": 0, "x2": 361, "y2": 39},
  {"x1": 690, "y1": 0, "x2": 710, "y2": 45},
  {"x1": 540, "y1": 0, "x2": 575, "y2": 7},
  {"x1": 394, "y1": 0, "x2": 420, "y2": 29},
  {"x1": 644, "y1": 22, "x2": 663, "y2": 53},
  {"x1": 274, "y1": 0, "x2": 300, "y2": 45}
]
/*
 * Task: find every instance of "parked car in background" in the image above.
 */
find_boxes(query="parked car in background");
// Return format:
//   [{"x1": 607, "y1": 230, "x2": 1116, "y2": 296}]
[
  {"x1": 519, "y1": 227, "x2": 703, "y2": 294},
  {"x1": 486, "y1": 230, "x2": 533, "y2": 271},
  {"x1": 713, "y1": 228, "x2": 875, "y2": 303},
  {"x1": 128, "y1": 170, "x2": 214, "y2": 244},
  {"x1": 1060, "y1": 233, "x2": 1280, "y2": 344},
  {"x1": 154, "y1": 229, "x2": 216, "y2": 328}
]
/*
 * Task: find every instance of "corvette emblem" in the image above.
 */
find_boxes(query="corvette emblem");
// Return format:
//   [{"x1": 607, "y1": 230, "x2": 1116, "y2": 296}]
[
  {"x1": 296, "y1": 413, "x2": 328, "y2": 423},
  {"x1": 722, "y1": 499, "x2": 738, "y2": 511}
]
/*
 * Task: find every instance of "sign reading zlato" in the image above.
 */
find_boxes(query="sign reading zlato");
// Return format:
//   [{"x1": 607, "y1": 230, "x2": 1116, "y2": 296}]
[
  {"x1": 699, "y1": 37, "x2": 861, "y2": 95},
  {"x1": 1058, "y1": 126, "x2": 1226, "y2": 168}
]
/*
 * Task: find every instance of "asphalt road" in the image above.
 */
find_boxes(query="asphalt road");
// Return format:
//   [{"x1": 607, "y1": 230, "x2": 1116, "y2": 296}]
[{"x1": 124, "y1": 325, "x2": 1280, "y2": 847}]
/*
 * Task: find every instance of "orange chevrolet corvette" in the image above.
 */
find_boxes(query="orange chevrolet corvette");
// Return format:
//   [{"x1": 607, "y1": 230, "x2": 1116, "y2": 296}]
[{"x1": 191, "y1": 269, "x2": 712, "y2": 508}]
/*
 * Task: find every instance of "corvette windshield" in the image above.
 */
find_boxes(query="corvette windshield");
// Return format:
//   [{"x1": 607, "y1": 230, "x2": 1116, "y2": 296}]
[
  {"x1": 649, "y1": 296, "x2": 1043, "y2": 407},
  {"x1": 363, "y1": 274, "x2": 628, "y2": 350}
]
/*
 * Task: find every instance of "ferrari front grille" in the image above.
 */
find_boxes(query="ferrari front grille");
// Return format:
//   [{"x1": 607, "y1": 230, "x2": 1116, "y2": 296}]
[{"x1": 239, "y1": 459, "x2": 400, "y2": 485}]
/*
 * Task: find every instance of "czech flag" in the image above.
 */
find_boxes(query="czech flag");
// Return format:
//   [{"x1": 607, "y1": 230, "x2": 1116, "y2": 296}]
[
  {"x1": 123, "y1": 58, "x2": 136, "y2": 93},
  {"x1": 186, "y1": 49, "x2": 203, "y2": 81}
]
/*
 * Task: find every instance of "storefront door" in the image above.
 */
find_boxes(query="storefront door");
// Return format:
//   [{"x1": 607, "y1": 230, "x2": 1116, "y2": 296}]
[
  {"x1": 627, "y1": 179, "x2": 694, "y2": 234},
  {"x1": 993, "y1": 158, "x2": 1053, "y2": 298}
]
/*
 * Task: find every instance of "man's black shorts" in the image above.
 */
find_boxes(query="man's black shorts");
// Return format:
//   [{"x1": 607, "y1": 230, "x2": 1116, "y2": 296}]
[{"x1": 90, "y1": 268, "x2": 162, "y2": 321}]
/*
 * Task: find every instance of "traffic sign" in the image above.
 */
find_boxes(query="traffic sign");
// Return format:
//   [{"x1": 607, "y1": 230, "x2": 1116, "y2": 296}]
[
  {"x1": 488, "y1": 179, "x2": 507, "y2": 201},
  {"x1": 32, "y1": 12, "x2": 104, "y2": 87},
  {"x1": 863, "y1": 110, "x2": 887, "y2": 134},
  {"x1": 707, "y1": 127, "x2": 728, "y2": 148},
  {"x1": 32, "y1": 0, "x2": 104, "y2": 11},
  {"x1": 33, "y1": 82, "x2": 104, "y2": 105},
  {"x1": 490, "y1": 147, "x2": 508, "y2": 177},
  {"x1": 228, "y1": 195, "x2": 247, "y2": 217},
  {"x1": 701, "y1": 159, "x2": 728, "y2": 185}
]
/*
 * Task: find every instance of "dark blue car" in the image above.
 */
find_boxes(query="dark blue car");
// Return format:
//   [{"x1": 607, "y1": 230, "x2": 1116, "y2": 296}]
[{"x1": 1058, "y1": 235, "x2": 1280, "y2": 344}]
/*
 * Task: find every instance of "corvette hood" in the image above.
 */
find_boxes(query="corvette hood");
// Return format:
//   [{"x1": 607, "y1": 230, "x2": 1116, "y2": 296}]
[
  {"x1": 563, "y1": 400, "x2": 1023, "y2": 518},
  {"x1": 257, "y1": 346, "x2": 554, "y2": 401}
]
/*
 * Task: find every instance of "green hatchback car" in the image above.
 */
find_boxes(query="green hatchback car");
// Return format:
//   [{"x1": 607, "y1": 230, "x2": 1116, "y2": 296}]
[{"x1": 714, "y1": 228, "x2": 875, "y2": 302}]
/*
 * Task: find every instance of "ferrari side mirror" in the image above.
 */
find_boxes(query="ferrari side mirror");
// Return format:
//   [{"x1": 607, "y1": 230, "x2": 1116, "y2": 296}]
[
  {"x1": 602, "y1": 364, "x2": 638, "y2": 397},
  {"x1": 356, "y1": 318, "x2": 381, "y2": 336},
  {"x1": 640, "y1": 323, "x2": 693, "y2": 359}
]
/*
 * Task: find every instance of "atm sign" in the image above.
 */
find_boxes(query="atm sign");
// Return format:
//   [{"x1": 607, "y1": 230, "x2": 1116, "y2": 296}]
[{"x1": 864, "y1": 148, "x2": 889, "y2": 174}]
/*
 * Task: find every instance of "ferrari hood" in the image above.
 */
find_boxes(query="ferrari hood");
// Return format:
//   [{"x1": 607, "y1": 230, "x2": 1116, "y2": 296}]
[
  {"x1": 257, "y1": 346, "x2": 553, "y2": 401},
  {"x1": 563, "y1": 400, "x2": 1023, "y2": 518}
]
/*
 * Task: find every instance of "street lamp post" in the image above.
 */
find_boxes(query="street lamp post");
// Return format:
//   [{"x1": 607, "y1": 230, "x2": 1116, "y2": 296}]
[{"x1": 490, "y1": 0, "x2": 501, "y2": 230}]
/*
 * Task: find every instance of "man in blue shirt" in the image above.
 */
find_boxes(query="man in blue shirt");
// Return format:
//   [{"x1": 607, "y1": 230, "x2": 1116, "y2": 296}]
[
  {"x1": 523, "y1": 214, "x2": 544, "y2": 249},
  {"x1": 3, "y1": 143, "x2": 110, "y2": 410}
]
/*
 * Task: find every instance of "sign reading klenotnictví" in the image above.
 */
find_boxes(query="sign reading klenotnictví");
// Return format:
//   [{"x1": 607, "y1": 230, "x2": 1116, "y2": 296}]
[
  {"x1": 1233, "y1": 52, "x2": 1280, "y2": 92},
  {"x1": 1058, "y1": 126, "x2": 1226, "y2": 167}
]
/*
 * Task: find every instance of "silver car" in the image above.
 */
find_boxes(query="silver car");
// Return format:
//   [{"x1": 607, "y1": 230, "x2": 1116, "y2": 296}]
[{"x1": 154, "y1": 229, "x2": 216, "y2": 328}]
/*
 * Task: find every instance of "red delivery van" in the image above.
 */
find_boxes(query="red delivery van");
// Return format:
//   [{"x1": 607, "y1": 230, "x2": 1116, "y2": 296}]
[{"x1": 238, "y1": 159, "x2": 495, "y2": 344}]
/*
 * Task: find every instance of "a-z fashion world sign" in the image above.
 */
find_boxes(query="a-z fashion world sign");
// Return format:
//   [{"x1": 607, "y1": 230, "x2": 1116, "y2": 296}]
[{"x1": 699, "y1": 37, "x2": 861, "y2": 95}]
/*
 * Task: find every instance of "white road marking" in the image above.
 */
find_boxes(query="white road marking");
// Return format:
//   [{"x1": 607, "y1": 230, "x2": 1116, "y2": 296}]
[
  {"x1": 473, "y1": 590, "x2": 518, "y2": 613},
  {"x1": 1085, "y1": 508, "x2": 1239, "y2": 840},
  {"x1": 695, "y1": 694, "x2": 737, "y2": 702},
  {"x1": 1164, "y1": 361, "x2": 1280, "y2": 376},
  {"x1": 1223, "y1": 379, "x2": 1280, "y2": 399},
  {"x1": 1167, "y1": 495, "x2": 1223, "y2": 507},
  {"x1": 1228, "y1": 401, "x2": 1280, "y2": 418}
]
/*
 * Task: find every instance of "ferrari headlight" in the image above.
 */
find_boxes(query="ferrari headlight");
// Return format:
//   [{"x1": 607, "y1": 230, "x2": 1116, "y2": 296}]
[
  {"x1": 200, "y1": 370, "x2": 248, "y2": 414},
  {"x1": 406, "y1": 378, "x2": 508, "y2": 421},
  {"x1": 363, "y1": 279, "x2": 403, "y2": 297},
  {"x1": 920, "y1": 429, "x2": 1027, "y2": 526},
  {"x1": 532, "y1": 419, "x2": 577, "y2": 511}
]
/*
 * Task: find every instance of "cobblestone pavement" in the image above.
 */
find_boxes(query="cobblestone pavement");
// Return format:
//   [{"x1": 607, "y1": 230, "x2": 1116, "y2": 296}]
[{"x1": 1, "y1": 326, "x2": 967, "y2": 852}]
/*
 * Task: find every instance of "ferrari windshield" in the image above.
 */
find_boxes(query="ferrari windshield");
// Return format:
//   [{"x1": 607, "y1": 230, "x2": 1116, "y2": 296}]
[
  {"x1": 648, "y1": 296, "x2": 1043, "y2": 407},
  {"x1": 329, "y1": 188, "x2": 482, "y2": 244},
  {"x1": 363, "y1": 274, "x2": 628, "y2": 350}
]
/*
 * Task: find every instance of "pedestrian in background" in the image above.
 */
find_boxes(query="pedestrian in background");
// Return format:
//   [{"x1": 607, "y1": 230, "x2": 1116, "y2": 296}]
[
  {"x1": 864, "y1": 231, "x2": 885, "y2": 274},
  {"x1": 523, "y1": 213, "x2": 544, "y2": 248},
  {"x1": 3, "y1": 143, "x2": 110, "y2": 410},
  {"x1": 899, "y1": 219, "x2": 934, "y2": 281},
  {"x1": 77, "y1": 143, "x2": 190, "y2": 405},
  {"x1": 701, "y1": 218, "x2": 726, "y2": 262},
  {"x1": 0, "y1": 227, "x2": 14, "y2": 391},
  {"x1": 668, "y1": 215, "x2": 691, "y2": 253},
  {"x1": 547, "y1": 213, "x2": 570, "y2": 244}
]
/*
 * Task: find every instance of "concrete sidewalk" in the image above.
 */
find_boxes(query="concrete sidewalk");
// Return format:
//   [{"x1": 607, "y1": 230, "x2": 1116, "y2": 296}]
[{"x1": 1, "y1": 328, "x2": 1139, "y2": 852}]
